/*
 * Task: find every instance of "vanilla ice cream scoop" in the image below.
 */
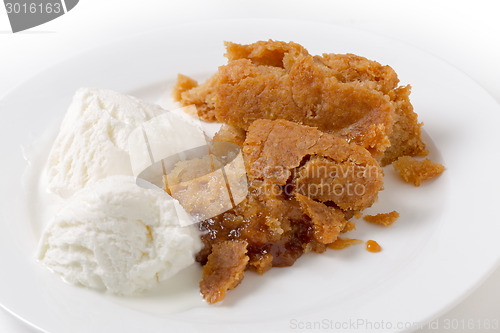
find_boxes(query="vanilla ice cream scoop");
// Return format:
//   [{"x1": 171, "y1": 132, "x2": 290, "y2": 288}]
[
  {"x1": 46, "y1": 88, "x2": 166, "y2": 198},
  {"x1": 37, "y1": 176, "x2": 201, "y2": 295}
]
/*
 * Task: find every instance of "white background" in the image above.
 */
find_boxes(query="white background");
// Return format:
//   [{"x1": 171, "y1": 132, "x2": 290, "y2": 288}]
[{"x1": 1, "y1": 0, "x2": 499, "y2": 332}]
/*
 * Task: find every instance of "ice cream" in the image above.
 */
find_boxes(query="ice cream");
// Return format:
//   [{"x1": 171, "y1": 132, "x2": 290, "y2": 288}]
[
  {"x1": 38, "y1": 88, "x2": 206, "y2": 295},
  {"x1": 46, "y1": 88, "x2": 166, "y2": 198},
  {"x1": 37, "y1": 176, "x2": 201, "y2": 295}
]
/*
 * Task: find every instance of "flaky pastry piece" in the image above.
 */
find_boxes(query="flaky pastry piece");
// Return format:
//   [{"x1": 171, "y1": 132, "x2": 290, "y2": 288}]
[
  {"x1": 243, "y1": 119, "x2": 384, "y2": 211},
  {"x1": 174, "y1": 40, "x2": 427, "y2": 162},
  {"x1": 191, "y1": 119, "x2": 384, "y2": 303},
  {"x1": 200, "y1": 240, "x2": 249, "y2": 304}
]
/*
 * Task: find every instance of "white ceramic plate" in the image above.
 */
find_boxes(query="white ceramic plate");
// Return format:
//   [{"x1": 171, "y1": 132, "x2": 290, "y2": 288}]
[{"x1": 1, "y1": 19, "x2": 500, "y2": 333}]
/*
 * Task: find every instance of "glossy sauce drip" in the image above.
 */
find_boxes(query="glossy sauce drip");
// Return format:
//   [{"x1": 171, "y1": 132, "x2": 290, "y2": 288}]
[
  {"x1": 328, "y1": 237, "x2": 363, "y2": 250},
  {"x1": 366, "y1": 240, "x2": 381, "y2": 253}
]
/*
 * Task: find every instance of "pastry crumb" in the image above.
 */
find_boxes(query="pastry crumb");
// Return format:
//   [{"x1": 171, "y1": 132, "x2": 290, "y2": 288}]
[
  {"x1": 363, "y1": 211, "x2": 399, "y2": 226},
  {"x1": 172, "y1": 74, "x2": 198, "y2": 101},
  {"x1": 393, "y1": 156, "x2": 444, "y2": 186}
]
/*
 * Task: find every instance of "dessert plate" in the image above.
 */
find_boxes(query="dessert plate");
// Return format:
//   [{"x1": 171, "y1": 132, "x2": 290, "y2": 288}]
[{"x1": 1, "y1": 19, "x2": 500, "y2": 333}]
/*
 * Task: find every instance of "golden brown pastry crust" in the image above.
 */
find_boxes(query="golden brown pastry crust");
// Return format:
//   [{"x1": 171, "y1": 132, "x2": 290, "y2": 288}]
[
  {"x1": 174, "y1": 40, "x2": 427, "y2": 162},
  {"x1": 244, "y1": 119, "x2": 384, "y2": 211},
  {"x1": 215, "y1": 54, "x2": 394, "y2": 156}
]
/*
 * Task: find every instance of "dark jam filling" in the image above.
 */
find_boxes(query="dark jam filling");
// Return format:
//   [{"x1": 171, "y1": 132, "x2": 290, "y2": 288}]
[
  {"x1": 248, "y1": 220, "x2": 313, "y2": 267},
  {"x1": 196, "y1": 211, "x2": 314, "y2": 268}
]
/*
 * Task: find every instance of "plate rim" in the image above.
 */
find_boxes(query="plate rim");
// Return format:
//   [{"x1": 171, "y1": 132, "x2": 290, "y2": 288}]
[{"x1": 1, "y1": 18, "x2": 500, "y2": 333}]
